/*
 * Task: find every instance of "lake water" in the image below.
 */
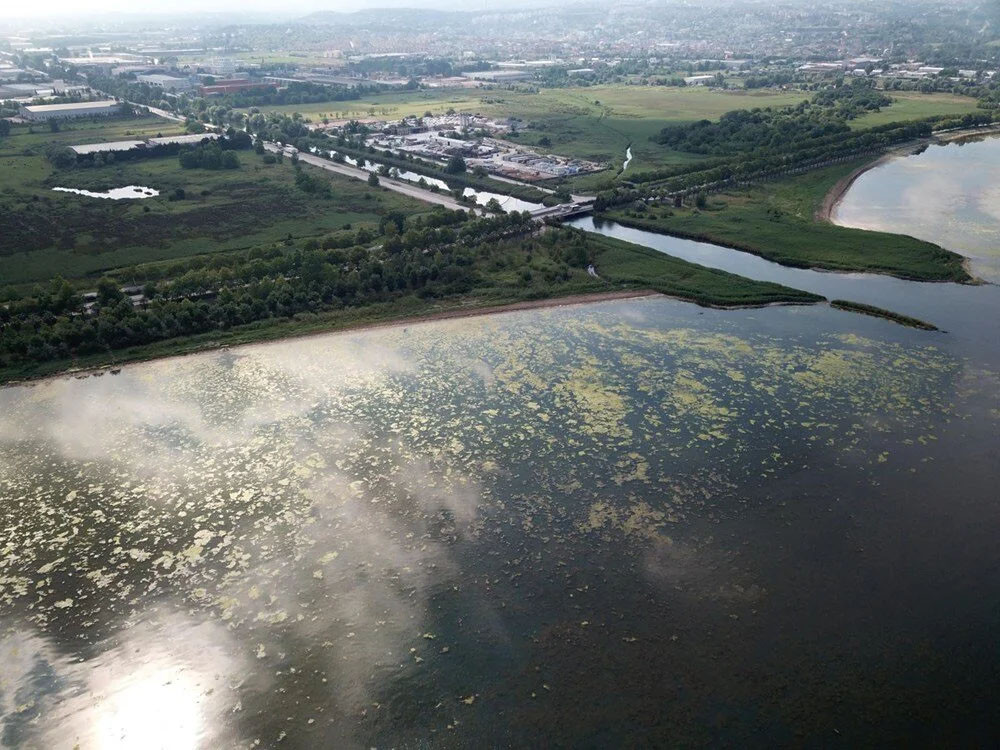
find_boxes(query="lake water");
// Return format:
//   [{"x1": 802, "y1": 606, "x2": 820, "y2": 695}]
[
  {"x1": 1, "y1": 295, "x2": 998, "y2": 747},
  {"x1": 5, "y1": 137, "x2": 1000, "y2": 746},
  {"x1": 52, "y1": 185, "x2": 159, "y2": 200},
  {"x1": 832, "y1": 134, "x2": 1000, "y2": 282}
]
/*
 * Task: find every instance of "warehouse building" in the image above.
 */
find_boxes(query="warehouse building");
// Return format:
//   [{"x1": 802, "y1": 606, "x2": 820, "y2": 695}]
[
  {"x1": 200, "y1": 79, "x2": 277, "y2": 96},
  {"x1": 137, "y1": 74, "x2": 195, "y2": 92},
  {"x1": 19, "y1": 100, "x2": 122, "y2": 121}
]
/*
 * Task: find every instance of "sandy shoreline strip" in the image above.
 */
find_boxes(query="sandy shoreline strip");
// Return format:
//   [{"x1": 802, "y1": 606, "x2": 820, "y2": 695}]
[
  {"x1": 815, "y1": 152, "x2": 896, "y2": 223},
  {"x1": 2, "y1": 289, "x2": 661, "y2": 388}
]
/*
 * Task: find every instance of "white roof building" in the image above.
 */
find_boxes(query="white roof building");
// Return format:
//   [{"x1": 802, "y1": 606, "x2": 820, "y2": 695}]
[
  {"x1": 137, "y1": 74, "x2": 194, "y2": 91},
  {"x1": 19, "y1": 100, "x2": 121, "y2": 121}
]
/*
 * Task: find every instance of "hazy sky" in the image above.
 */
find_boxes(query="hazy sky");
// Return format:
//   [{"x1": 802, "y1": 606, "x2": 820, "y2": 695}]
[{"x1": 1, "y1": 0, "x2": 524, "y2": 20}]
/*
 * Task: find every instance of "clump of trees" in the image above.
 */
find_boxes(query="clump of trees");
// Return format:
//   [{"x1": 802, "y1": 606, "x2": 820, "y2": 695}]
[
  {"x1": 294, "y1": 164, "x2": 332, "y2": 196},
  {"x1": 45, "y1": 131, "x2": 252, "y2": 170},
  {"x1": 445, "y1": 155, "x2": 467, "y2": 174},
  {"x1": 655, "y1": 81, "x2": 893, "y2": 156},
  {"x1": 179, "y1": 142, "x2": 240, "y2": 170}
]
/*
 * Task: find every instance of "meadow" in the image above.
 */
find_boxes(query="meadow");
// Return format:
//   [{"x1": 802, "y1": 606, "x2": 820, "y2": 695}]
[
  {"x1": 0, "y1": 118, "x2": 428, "y2": 286},
  {"x1": 850, "y1": 91, "x2": 981, "y2": 129},
  {"x1": 244, "y1": 85, "x2": 811, "y2": 176}
]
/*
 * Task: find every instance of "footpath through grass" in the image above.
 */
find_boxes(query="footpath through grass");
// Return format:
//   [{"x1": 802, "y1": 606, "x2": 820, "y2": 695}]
[{"x1": 603, "y1": 161, "x2": 971, "y2": 282}]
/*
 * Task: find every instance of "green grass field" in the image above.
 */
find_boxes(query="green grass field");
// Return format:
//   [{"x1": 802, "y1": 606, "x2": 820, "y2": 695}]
[
  {"x1": 243, "y1": 85, "x2": 982, "y2": 191},
  {"x1": 0, "y1": 120, "x2": 429, "y2": 285},
  {"x1": 851, "y1": 91, "x2": 981, "y2": 129},
  {"x1": 603, "y1": 160, "x2": 970, "y2": 282}
]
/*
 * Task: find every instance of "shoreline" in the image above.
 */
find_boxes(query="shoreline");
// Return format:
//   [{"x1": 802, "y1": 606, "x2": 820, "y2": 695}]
[
  {"x1": 817, "y1": 125, "x2": 1000, "y2": 223},
  {"x1": 0, "y1": 290, "x2": 658, "y2": 389},
  {"x1": 0, "y1": 287, "x2": 825, "y2": 389},
  {"x1": 815, "y1": 151, "x2": 899, "y2": 223}
]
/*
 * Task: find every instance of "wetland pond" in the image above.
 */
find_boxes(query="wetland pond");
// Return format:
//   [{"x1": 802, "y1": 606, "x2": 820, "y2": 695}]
[
  {"x1": 2, "y1": 294, "x2": 999, "y2": 747},
  {"x1": 51, "y1": 186, "x2": 160, "y2": 201}
]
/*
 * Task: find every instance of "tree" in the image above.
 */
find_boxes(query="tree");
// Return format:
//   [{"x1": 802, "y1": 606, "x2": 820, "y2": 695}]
[
  {"x1": 221, "y1": 151, "x2": 240, "y2": 169},
  {"x1": 96, "y1": 277, "x2": 123, "y2": 305},
  {"x1": 367, "y1": 173, "x2": 380, "y2": 187},
  {"x1": 445, "y1": 155, "x2": 467, "y2": 174},
  {"x1": 46, "y1": 146, "x2": 76, "y2": 169},
  {"x1": 179, "y1": 150, "x2": 201, "y2": 169}
]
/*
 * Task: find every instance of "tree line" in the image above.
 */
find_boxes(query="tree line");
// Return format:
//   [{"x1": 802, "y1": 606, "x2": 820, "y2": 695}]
[{"x1": 0, "y1": 210, "x2": 541, "y2": 369}]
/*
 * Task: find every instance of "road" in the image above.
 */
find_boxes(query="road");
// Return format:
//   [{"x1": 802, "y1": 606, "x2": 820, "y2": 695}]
[
  {"x1": 142, "y1": 104, "x2": 186, "y2": 123},
  {"x1": 264, "y1": 144, "x2": 477, "y2": 213}
]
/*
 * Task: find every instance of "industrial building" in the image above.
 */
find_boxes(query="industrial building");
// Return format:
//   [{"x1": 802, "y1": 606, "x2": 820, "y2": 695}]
[
  {"x1": 683, "y1": 74, "x2": 717, "y2": 86},
  {"x1": 70, "y1": 133, "x2": 218, "y2": 155},
  {"x1": 200, "y1": 79, "x2": 277, "y2": 96},
  {"x1": 19, "y1": 100, "x2": 122, "y2": 121},
  {"x1": 0, "y1": 82, "x2": 53, "y2": 99},
  {"x1": 137, "y1": 74, "x2": 195, "y2": 92},
  {"x1": 462, "y1": 70, "x2": 533, "y2": 82}
]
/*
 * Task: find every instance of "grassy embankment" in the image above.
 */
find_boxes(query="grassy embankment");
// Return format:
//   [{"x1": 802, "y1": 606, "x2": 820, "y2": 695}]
[
  {"x1": 829, "y1": 300, "x2": 938, "y2": 330},
  {"x1": 0, "y1": 230, "x2": 821, "y2": 384},
  {"x1": 0, "y1": 120, "x2": 430, "y2": 286},
  {"x1": 602, "y1": 159, "x2": 971, "y2": 282}
]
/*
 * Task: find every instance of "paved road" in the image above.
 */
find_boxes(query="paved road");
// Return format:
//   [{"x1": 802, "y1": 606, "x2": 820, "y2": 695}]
[
  {"x1": 265, "y1": 144, "x2": 477, "y2": 213},
  {"x1": 142, "y1": 104, "x2": 186, "y2": 123}
]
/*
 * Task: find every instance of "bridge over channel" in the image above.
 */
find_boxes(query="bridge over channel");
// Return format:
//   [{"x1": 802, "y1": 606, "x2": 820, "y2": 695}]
[{"x1": 528, "y1": 200, "x2": 596, "y2": 221}]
